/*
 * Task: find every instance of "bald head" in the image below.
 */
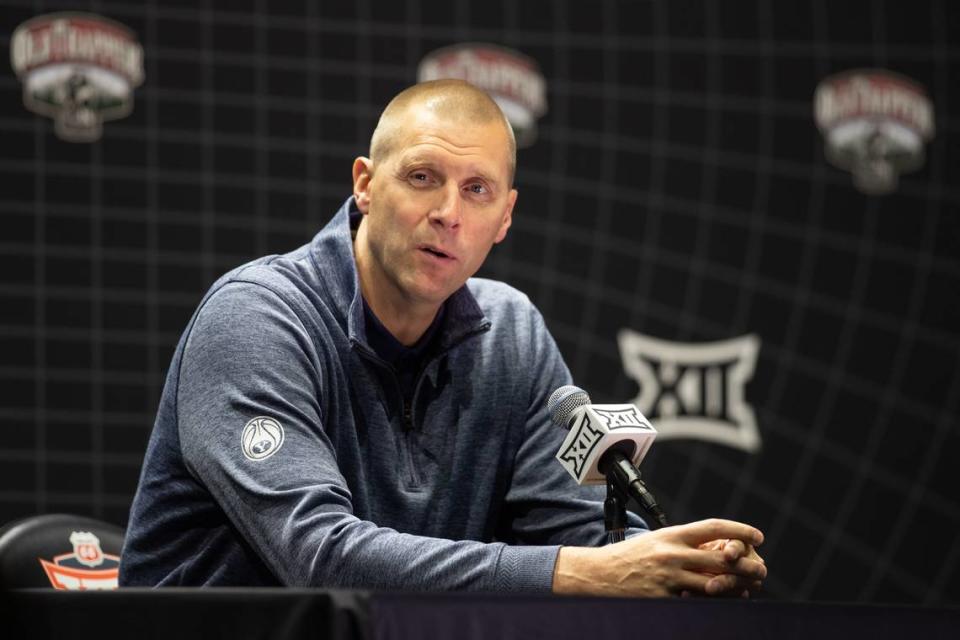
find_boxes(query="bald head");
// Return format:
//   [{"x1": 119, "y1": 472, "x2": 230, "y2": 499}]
[{"x1": 370, "y1": 80, "x2": 517, "y2": 185}]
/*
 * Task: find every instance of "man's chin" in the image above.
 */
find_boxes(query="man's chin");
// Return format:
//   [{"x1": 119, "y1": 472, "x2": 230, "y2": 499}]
[{"x1": 405, "y1": 279, "x2": 461, "y2": 308}]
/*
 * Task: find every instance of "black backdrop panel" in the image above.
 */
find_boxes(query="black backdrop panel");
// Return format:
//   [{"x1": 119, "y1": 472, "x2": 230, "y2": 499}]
[{"x1": 0, "y1": 0, "x2": 957, "y2": 605}]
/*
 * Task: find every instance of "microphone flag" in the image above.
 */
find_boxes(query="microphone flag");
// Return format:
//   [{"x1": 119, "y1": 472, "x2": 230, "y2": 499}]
[{"x1": 555, "y1": 403, "x2": 657, "y2": 485}]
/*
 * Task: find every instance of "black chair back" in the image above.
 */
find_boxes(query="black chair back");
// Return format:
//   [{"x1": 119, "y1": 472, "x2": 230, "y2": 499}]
[{"x1": 0, "y1": 514, "x2": 124, "y2": 590}]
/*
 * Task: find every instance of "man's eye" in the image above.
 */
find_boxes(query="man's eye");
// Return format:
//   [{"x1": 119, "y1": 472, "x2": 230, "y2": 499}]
[
  {"x1": 409, "y1": 171, "x2": 431, "y2": 184},
  {"x1": 467, "y1": 183, "x2": 487, "y2": 195}
]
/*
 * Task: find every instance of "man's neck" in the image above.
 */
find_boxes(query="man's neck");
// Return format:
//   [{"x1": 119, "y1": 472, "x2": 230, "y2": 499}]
[{"x1": 360, "y1": 284, "x2": 439, "y2": 347}]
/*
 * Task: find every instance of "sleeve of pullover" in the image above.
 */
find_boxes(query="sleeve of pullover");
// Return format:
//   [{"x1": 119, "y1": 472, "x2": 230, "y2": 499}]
[{"x1": 176, "y1": 281, "x2": 558, "y2": 592}]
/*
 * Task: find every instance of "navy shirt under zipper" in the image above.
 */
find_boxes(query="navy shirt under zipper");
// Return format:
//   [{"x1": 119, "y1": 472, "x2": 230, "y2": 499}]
[{"x1": 361, "y1": 296, "x2": 445, "y2": 412}]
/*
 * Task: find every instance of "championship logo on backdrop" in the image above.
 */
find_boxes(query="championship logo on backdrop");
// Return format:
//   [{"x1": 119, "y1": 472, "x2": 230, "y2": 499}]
[
  {"x1": 814, "y1": 69, "x2": 934, "y2": 195},
  {"x1": 10, "y1": 12, "x2": 145, "y2": 142},
  {"x1": 618, "y1": 330, "x2": 761, "y2": 453},
  {"x1": 418, "y1": 44, "x2": 547, "y2": 148},
  {"x1": 38, "y1": 531, "x2": 120, "y2": 590}
]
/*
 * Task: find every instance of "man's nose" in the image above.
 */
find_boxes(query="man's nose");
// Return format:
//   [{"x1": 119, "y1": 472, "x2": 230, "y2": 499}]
[{"x1": 428, "y1": 183, "x2": 462, "y2": 229}]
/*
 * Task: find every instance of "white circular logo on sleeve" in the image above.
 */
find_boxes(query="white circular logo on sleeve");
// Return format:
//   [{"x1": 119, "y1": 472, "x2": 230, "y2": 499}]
[{"x1": 241, "y1": 416, "x2": 285, "y2": 461}]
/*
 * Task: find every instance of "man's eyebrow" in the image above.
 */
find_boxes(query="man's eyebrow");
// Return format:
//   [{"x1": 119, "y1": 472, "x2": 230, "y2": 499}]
[
  {"x1": 397, "y1": 154, "x2": 504, "y2": 187},
  {"x1": 472, "y1": 170, "x2": 502, "y2": 188},
  {"x1": 396, "y1": 153, "x2": 435, "y2": 168}
]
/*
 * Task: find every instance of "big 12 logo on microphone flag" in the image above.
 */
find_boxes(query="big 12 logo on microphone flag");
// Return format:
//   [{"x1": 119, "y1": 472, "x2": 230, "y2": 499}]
[{"x1": 556, "y1": 404, "x2": 657, "y2": 485}]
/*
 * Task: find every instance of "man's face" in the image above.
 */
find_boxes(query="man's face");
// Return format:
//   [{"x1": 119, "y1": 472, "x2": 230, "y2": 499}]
[{"x1": 353, "y1": 108, "x2": 517, "y2": 309}]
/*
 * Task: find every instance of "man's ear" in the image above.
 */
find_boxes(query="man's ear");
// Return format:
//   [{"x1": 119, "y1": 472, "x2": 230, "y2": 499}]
[
  {"x1": 494, "y1": 188, "x2": 518, "y2": 244},
  {"x1": 352, "y1": 157, "x2": 374, "y2": 213}
]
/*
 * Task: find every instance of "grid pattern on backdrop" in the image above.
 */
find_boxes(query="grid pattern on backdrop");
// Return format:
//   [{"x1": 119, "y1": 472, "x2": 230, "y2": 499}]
[{"x1": 0, "y1": 0, "x2": 958, "y2": 605}]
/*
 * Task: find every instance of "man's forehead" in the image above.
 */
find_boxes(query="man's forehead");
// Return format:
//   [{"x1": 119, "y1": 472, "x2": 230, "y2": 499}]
[
  {"x1": 398, "y1": 135, "x2": 488, "y2": 159},
  {"x1": 398, "y1": 108, "x2": 506, "y2": 145},
  {"x1": 389, "y1": 117, "x2": 511, "y2": 175}
]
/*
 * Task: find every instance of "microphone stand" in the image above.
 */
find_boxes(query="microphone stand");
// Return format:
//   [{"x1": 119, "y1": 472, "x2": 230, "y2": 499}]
[
  {"x1": 600, "y1": 449, "x2": 668, "y2": 537},
  {"x1": 603, "y1": 479, "x2": 628, "y2": 544}
]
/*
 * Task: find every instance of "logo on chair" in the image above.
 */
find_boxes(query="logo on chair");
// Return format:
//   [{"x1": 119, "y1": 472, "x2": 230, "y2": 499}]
[
  {"x1": 39, "y1": 531, "x2": 120, "y2": 589},
  {"x1": 70, "y1": 531, "x2": 104, "y2": 567}
]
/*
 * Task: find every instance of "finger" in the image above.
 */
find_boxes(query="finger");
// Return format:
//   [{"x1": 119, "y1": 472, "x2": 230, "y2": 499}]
[
  {"x1": 723, "y1": 539, "x2": 747, "y2": 562},
  {"x1": 705, "y1": 573, "x2": 738, "y2": 596},
  {"x1": 705, "y1": 573, "x2": 763, "y2": 596},
  {"x1": 674, "y1": 519, "x2": 764, "y2": 547},
  {"x1": 698, "y1": 538, "x2": 753, "y2": 561},
  {"x1": 680, "y1": 578, "x2": 763, "y2": 598},
  {"x1": 670, "y1": 569, "x2": 715, "y2": 595},
  {"x1": 685, "y1": 549, "x2": 768, "y2": 580},
  {"x1": 697, "y1": 538, "x2": 728, "y2": 552}
]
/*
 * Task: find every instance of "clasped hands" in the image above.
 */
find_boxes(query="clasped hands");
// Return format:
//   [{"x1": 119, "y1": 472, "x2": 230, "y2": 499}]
[{"x1": 553, "y1": 519, "x2": 766, "y2": 598}]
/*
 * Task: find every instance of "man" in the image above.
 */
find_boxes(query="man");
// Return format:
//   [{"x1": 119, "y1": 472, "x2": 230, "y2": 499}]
[{"x1": 121, "y1": 80, "x2": 766, "y2": 597}]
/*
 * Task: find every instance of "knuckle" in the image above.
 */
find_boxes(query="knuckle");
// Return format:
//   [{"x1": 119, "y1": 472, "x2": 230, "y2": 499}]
[{"x1": 705, "y1": 518, "x2": 725, "y2": 538}]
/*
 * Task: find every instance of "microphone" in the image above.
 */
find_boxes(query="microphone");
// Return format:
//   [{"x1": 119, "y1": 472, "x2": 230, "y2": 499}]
[{"x1": 548, "y1": 385, "x2": 668, "y2": 529}]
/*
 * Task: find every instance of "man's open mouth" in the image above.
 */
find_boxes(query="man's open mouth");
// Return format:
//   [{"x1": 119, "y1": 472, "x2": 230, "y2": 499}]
[{"x1": 421, "y1": 246, "x2": 454, "y2": 260}]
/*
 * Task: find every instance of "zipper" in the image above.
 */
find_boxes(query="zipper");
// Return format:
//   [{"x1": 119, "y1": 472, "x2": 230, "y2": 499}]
[
  {"x1": 352, "y1": 322, "x2": 489, "y2": 428},
  {"x1": 353, "y1": 343, "x2": 422, "y2": 487},
  {"x1": 403, "y1": 320, "x2": 491, "y2": 435},
  {"x1": 351, "y1": 322, "x2": 490, "y2": 489}
]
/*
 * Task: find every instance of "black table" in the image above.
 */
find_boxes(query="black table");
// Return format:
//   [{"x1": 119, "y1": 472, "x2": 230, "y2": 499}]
[{"x1": 3, "y1": 588, "x2": 958, "y2": 640}]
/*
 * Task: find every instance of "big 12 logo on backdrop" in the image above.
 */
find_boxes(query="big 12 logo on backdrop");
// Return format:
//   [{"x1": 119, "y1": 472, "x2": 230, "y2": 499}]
[{"x1": 618, "y1": 330, "x2": 761, "y2": 453}]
